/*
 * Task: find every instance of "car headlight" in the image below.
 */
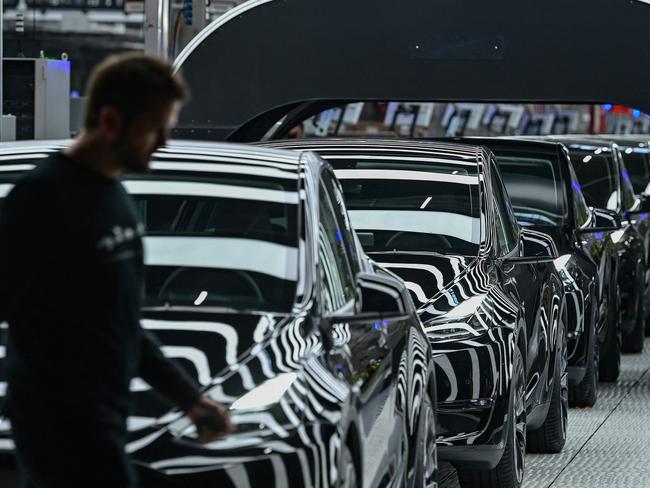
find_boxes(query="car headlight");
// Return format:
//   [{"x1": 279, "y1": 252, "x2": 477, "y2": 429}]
[{"x1": 230, "y1": 373, "x2": 298, "y2": 413}]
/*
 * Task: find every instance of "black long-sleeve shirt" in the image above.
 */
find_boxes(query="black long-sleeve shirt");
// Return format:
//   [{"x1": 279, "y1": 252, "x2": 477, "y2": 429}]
[{"x1": 0, "y1": 153, "x2": 200, "y2": 423}]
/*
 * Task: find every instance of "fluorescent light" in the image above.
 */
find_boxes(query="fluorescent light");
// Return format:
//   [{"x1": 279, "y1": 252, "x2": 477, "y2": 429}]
[{"x1": 583, "y1": 155, "x2": 592, "y2": 163}]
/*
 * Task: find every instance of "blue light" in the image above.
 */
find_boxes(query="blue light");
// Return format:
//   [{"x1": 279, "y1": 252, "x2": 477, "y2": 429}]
[
  {"x1": 641, "y1": 213, "x2": 648, "y2": 220},
  {"x1": 70, "y1": 90, "x2": 79, "y2": 98},
  {"x1": 336, "y1": 230, "x2": 343, "y2": 242},
  {"x1": 623, "y1": 171, "x2": 630, "y2": 181},
  {"x1": 47, "y1": 60, "x2": 70, "y2": 73},
  {"x1": 382, "y1": 320, "x2": 389, "y2": 328},
  {"x1": 571, "y1": 181, "x2": 582, "y2": 192},
  {"x1": 633, "y1": 109, "x2": 641, "y2": 118},
  {"x1": 373, "y1": 322, "x2": 381, "y2": 330},
  {"x1": 603, "y1": 104, "x2": 613, "y2": 111},
  {"x1": 595, "y1": 232, "x2": 604, "y2": 240}
]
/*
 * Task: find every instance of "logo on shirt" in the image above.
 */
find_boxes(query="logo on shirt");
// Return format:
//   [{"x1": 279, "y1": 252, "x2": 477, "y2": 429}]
[{"x1": 97, "y1": 223, "x2": 145, "y2": 252}]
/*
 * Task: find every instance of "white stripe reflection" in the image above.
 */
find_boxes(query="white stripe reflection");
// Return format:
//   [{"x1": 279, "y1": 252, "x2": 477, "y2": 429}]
[
  {"x1": 123, "y1": 180, "x2": 298, "y2": 205},
  {"x1": 142, "y1": 319, "x2": 240, "y2": 365},
  {"x1": 144, "y1": 236, "x2": 298, "y2": 281},
  {"x1": 335, "y1": 169, "x2": 478, "y2": 185},
  {"x1": 349, "y1": 210, "x2": 481, "y2": 246}
]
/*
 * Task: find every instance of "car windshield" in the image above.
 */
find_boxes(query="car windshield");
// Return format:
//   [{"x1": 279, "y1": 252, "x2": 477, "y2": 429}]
[
  {"x1": 495, "y1": 152, "x2": 564, "y2": 227},
  {"x1": 329, "y1": 160, "x2": 482, "y2": 256},
  {"x1": 0, "y1": 166, "x2": 300, "y2": 314},
  {"x1": 567, "y1": 146, "x2": 619, "y2": 210},
  {"x1": 618, "y1": 146, "x2": 650, "y2": 195}
]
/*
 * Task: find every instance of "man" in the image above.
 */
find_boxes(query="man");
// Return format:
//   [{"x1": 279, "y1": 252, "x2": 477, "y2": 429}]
[{"x1": 0, "y1": 53, "x2": 233, "y2": 487}]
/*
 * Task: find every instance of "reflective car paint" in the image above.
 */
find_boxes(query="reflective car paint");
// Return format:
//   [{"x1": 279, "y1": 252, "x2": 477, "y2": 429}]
[
  {"x1": 0, "y1": 140, "x2": 437, "y2": 488},
  {"x1": 260, "y1": 139, "x2": 566, "y2": 472},
  {"x1": 450, "y1": 137, "x2": 617, "y2": 389},
  {"x1": 554, "y1": 138, "x2": 650, "y2": 343}
]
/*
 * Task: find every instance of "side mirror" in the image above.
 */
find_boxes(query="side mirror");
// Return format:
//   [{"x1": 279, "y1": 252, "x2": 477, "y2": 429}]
[
  {"x1": 503, "y1": 228, "x2": 558, "y2": 265},
  {"x1": 326, "y1": 272, "x2": 409, "y2": 323},
  {"x1": 628, "y1": 195, "x2": 650, "y2": 215},
  {"x1": 579, "y1": 207, "x2": 622, "y2": 233}
]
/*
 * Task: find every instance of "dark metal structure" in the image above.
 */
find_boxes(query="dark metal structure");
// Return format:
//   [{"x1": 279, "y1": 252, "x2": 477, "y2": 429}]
[{"x1": 173, "y1": 0, "x2": 650, "y2": 142}]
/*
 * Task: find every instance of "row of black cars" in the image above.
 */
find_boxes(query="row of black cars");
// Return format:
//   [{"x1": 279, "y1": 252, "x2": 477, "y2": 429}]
[{"x1": 0, "y1": 133, "x2": 649, "y2": 488}]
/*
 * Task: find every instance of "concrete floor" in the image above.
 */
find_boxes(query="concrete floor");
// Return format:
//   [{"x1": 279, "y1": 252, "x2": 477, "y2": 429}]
[
  {"x1": 1, "y1": 338, "x2": 649, "y2": 487},
  {"x1": 440, "y1": 337, "x2": 650, "y2": 488}
]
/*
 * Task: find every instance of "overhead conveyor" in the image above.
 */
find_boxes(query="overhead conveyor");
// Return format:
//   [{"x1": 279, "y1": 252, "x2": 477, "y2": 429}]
[{"x1": 172, "y1": 0, "x2": 650, "y2": 142}]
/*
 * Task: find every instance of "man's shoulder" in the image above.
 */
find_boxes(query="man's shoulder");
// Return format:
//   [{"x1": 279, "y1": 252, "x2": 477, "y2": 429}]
[{"x1": 5, "y1": 154, "x2": 67, "y2": 210}]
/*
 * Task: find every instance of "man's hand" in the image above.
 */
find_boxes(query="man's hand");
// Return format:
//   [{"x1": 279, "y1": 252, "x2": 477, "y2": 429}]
[{"x1": 186, "y1": 394, "x2": 235, "y2": 444}]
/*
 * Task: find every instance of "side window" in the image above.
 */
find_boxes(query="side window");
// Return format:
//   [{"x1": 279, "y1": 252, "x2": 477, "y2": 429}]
[
  {"x1": 619, "y1": 158, "x2": 637, "y2": 211},
  {"x1": 320, "y1": 169, "x2": 361, "y2": 274},
  {"x1": 318, "y1": 179, "x2": 356, "y2": 313},
  {"x1": 490, "y1": 162, "x2": 519, "y2": 256},
  {"x1": 568, "y1": 162, "x2": 590, "y2": 227}
]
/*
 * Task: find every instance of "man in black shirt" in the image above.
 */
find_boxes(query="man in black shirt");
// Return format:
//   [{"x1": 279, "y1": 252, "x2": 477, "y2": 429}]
[{"x1": 0, "y1": 53, "x2": 233, "y2": 487}]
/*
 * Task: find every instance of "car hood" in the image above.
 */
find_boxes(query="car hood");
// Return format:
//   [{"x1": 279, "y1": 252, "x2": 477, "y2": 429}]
[
  {"x1": 367, "y1": 252, "x2": 472, "y2": 308},
  {"x1": 130, "y1": 310, "x2": 296, "y2": 426},
  {"x1": 127, "y1": 309, "x2": 349, "y2": 460}
]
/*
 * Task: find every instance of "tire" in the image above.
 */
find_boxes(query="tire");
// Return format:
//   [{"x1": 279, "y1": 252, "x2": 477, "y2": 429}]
[
  {"x1": 338, "y1": 443, "x2": 358, "y2": 488},
  {"x1": 527, "y1": 312, "x2": 568, "y2": 453},
  {"x1": 412, "y1": 394, "x2": 438, "y2": 488},
  {"x1": 599, "y1": 286, "x2": 621, "y2": 382},
  {"x1": 569, "y1": 308, "x2": 600, "y2": 408},
  {"x1": 458, "y1": 347, "x2": 526, "y2": 488},
  {"x1": 623, "y1": 274, "x2": 645, "y2": 353}
]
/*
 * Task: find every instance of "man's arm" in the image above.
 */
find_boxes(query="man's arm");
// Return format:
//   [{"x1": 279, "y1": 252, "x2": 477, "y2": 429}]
[
  {"x1": 138, "y1": 329, "x2": 201, "y2": 411},
  {"x1": 138, "y1": 329, "x2": 235, "y2": 442}
]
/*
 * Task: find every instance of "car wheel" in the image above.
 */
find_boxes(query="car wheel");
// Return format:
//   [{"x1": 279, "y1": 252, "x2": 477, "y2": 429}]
[
  {"x1": 599, "y1": 286, "x2": 622, "y2": 382},
  {"x1": 569, "y1": 320, "x2": 599, "y2": 408},
  {"x1": 413, "y1": 393, "x2": 438, "y2": 488},
  {"x1": 623, "y1": 273, "x2": 645, "y2": 353},
  {"x1": 457, "y1": 347, "x2": 526, "y2": 488},
  {"x1": 338, "y1": 443, "x2": 358, "y2": 488},
  {"x1": 527, "y1": 311, "x2": 568, "y2": 453}
]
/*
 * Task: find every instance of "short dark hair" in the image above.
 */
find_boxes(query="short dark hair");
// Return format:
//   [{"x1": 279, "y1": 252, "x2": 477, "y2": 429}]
[{"x1": 84, "y1": 52, "x2": 189, "y2": 129}]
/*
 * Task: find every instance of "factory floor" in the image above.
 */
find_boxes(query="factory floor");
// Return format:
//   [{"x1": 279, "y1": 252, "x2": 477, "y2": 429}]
[{"x1": 440, "y1": 338, "x2": 650, "y2": 488}]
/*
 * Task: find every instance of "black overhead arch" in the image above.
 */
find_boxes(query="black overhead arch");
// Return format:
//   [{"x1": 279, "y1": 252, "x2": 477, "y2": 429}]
[{"x1": 173, "y1": 0, "x2": 650, "y2": 142}]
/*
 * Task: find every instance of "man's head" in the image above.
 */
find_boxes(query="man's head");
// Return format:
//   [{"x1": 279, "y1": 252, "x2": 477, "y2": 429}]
[{"x1": 83, "y1": 53, "x2": 189, "y2": 172}]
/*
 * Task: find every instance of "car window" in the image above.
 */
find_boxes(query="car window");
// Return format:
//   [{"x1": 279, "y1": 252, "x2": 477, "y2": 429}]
[
  {"x1": 495, "y1": 150, "x2": 564, "y2": 227},
  {"x1": 490, "y1": 162, "x2": 519, "y2": 256},
  {"x1": 569, "y1": 146, "x2": 619, "y2": 211},
  {"x1": 327, "y1": 159, "x2": 482, "y2": 256},
  {"x1": 568, "y1": 162, "x2": 591, "y2": 227},
  {"x1": 320, "y1": 168, "x2": 361, "y2": 274},
  {"x1": 318, "y1": 179, "x2": 355, "y2": 313},
  {"x1": 618, "y1": 157, "x2": 637, "y2": 211},
  {"x1": 618, "y1": 146, "x2": 650, "y2": 195}
]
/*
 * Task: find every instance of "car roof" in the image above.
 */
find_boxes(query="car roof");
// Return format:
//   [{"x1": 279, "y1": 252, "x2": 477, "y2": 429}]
[
  {"x1": 0, "y1": 139, "x2": 304, "y2": 174},
  {"x1": 434, "y1": 136, "x2": 565, "y2": 152},
  {"x1": 259, "y1": 138, "x2": 481, "y2": 167}
]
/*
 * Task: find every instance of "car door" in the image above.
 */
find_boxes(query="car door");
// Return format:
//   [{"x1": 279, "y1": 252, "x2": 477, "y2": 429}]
[
  {"x1": 566, "y1": 161, "x2": 601, "y2": 326},
  {"x1": 491, "y1": 159, "x2": 549, "y2": 405},
  {"x1": 316, "y1": 169, "x2": 404, "y2": 487}
]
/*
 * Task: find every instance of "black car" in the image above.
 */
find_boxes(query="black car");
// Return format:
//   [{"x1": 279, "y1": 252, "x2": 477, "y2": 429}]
[
  {"x1": 0, "y1": 140, "x2": 438, "y2": 488},
  {"x1": 446, "y1": 137, "x2": 621, "y2": 403},
  {"x1": 550, "y1": 137, "x2": 650, "y2": 355},
  {"x1": 583, "y1": 135, "x2": 650, "y2": 337},
  {"x1": 262, "y1": 139, "x2": 566, "y2": 488}
]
